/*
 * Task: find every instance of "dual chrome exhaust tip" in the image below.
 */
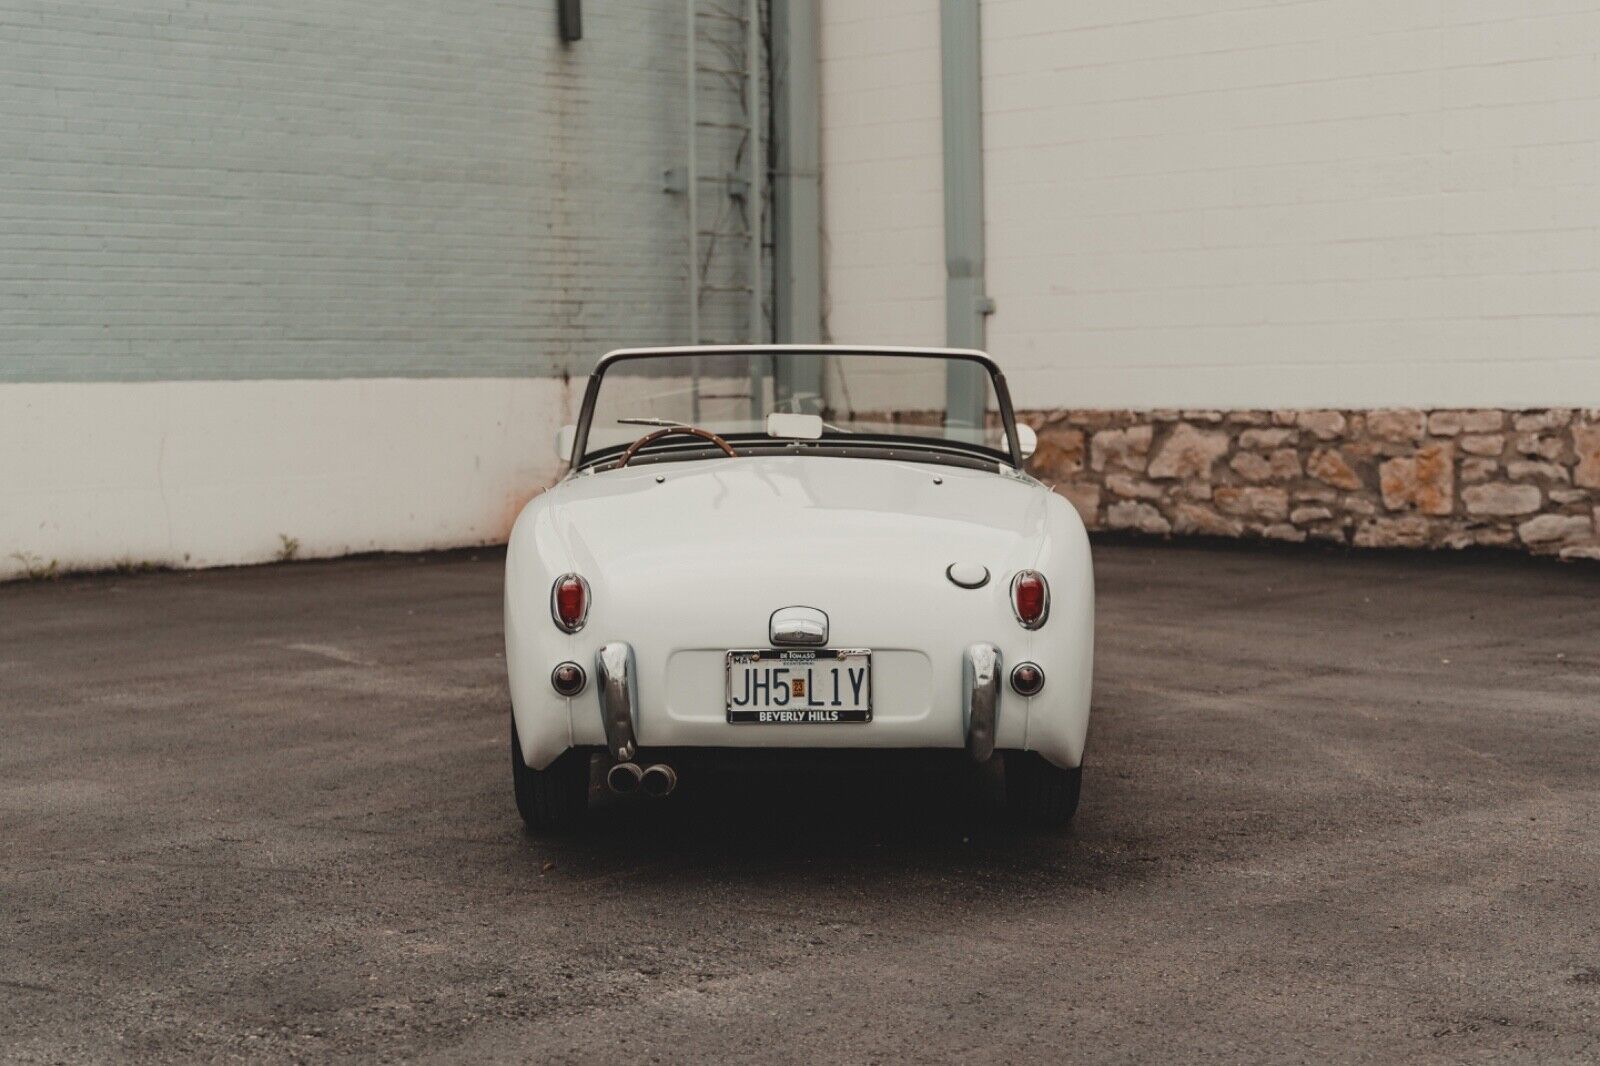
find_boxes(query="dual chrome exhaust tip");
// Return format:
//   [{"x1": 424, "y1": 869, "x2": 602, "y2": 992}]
[{"x1": 604, "y1": 761, "x2": 677, "y2": 797}]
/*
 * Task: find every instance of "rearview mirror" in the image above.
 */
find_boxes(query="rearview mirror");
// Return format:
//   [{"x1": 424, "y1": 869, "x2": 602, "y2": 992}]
[
  {"x1": 554, "y1": 424, "x2": 577, "y2": 461},
  {"x1": 766, "y1": 412, "x2": 823, "y2": 440},
  {"x1": 1016, "y1": 424, "x2": 1037, "y2": 462}
]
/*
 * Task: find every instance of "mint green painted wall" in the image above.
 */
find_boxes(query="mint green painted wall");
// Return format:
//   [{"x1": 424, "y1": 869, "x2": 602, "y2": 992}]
[{"x1": 0, "y1": 1, "x2": 748, "y2": 382}]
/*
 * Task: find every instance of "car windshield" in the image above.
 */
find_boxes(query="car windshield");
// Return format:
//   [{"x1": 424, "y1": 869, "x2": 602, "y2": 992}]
[{"x1": 579, "y1": 350, "x2": 1012, "y2": 466}]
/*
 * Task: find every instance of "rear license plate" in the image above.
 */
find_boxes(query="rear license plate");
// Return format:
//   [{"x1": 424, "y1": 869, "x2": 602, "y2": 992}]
[{"x1": 726, "y1": 649, "x2": 872, "y2": 724}]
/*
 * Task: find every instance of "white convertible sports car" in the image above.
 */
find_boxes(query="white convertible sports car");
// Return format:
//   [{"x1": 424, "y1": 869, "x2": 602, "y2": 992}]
[{"x1": 505, "y1": 345, "x2": 1093, "y2": 830}]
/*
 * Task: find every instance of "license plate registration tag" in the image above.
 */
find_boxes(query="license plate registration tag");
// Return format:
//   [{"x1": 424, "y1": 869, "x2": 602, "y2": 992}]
[{"x1": 725, "y1": 649, "x2": 872, "y2": 724}]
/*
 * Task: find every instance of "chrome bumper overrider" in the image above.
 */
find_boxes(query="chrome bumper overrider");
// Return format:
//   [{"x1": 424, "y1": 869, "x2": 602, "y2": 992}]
[
  {"x1": 595, "y1": 642, "x2": 639, "y2": 761},
  {"x1": 964, "y1": 643, "x2": 1001, "y2": 763}
]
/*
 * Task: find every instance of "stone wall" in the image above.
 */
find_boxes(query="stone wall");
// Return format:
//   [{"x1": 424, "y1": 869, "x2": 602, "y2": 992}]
[{"x1": 1022, "y1": 409, "x2": 1600, "y2": 562}]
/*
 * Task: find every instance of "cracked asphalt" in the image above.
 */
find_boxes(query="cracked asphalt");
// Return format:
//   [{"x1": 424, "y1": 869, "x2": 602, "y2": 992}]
[{"x1": 2, "y1": 542, "x2": 1597, "y2": 1063}]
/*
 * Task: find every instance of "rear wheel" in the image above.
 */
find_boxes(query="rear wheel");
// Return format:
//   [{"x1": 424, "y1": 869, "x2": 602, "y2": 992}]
[
  {"x1": 511, "y1": 720, "x2": 590, "y2": 832},
  {"x1": 1004, "y1": 752, "x2": 1082, "y2": 827}
]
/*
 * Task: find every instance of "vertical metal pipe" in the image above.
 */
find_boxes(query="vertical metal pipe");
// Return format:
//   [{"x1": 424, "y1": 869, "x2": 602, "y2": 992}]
[
  {"x1": 770, "y1": 0, "x2": 821, "y2": 347},
  {"x1": 770, "y1": 0, "x2": 822, "y2": 413},
  {"x1": 686, "y1": 0, "x2": 700, "y2": 346},
  {"x1": 748, "y1": 0, "x2": 765, "y2": 343},
  {"x1": 940, "y1": 0, "x2": 990, "y2": 430}
]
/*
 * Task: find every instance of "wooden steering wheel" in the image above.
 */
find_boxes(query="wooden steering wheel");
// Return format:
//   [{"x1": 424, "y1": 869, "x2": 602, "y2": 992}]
[{"x1": 615, "y1": 425, "x2": 739, "y2": 468}]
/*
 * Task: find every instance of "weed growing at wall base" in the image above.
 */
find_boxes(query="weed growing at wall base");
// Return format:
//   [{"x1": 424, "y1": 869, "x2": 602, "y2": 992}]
[{"x1": 10, "y1": 552, "x2": 59, "y2": 580}]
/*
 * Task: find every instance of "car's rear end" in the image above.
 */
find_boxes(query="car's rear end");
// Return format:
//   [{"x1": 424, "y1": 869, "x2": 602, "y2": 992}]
[
  {"x1": 505, "y1": 345, "x2": 1094, "y2": 830},
  {"x1": 506, "y1": 452, "x2": 1093, "y2": 825}
]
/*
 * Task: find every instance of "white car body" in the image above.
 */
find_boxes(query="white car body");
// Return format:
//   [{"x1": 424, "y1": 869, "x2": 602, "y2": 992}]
[{"x1": 505, "y1": 345, "x2": 1094, "y2": 823}]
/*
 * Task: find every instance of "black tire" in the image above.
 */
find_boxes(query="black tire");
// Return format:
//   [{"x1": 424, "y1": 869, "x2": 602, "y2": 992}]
[
  {"x1": 511, "y1": 720, "x2": 590, "y2": 832},
  {"x1": 1004, "y1": 751, "x2": 1082, "y2": 827}
]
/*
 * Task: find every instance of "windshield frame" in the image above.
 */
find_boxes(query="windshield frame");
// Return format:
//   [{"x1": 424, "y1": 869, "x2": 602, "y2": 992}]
[{"x1": 568, "y1": 345, "x2": 1026, "y2": 472}]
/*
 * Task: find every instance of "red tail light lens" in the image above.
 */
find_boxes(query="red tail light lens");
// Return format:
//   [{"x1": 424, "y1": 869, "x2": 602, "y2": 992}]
[
  {"x1": 1011, "y1": 570, "x2": 1049, "y2": 629},
  {"x1": 551, "y1": 574, "x2": 589, "y2": 632}
]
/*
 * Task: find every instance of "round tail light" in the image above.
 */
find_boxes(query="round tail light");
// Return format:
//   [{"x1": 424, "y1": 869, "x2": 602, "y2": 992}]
[
  {"x1": 550, "y1": 661, "x2": 587, "y2": 696},
  {"x1": 1010, "y1": 662, "x2": 1045, "y2": 696},
  {"x1": 551, "y1": 574, "x2": 589, "y2": 632},
  {"x1": 1011, "y1": 570, "x2": 1049, "y2": 629}
]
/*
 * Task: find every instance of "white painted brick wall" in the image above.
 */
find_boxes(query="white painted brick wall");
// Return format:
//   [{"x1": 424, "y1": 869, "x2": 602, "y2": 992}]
[
  {"x1": 820, "y1": 0, "x2": 1600, "y2": 409},
  {"x1": 0, "y1": 1, "x2": 769, "y2": 573},
  {"x1": 818, "y1": 0, "x2": 946, "y2": 348},
  {"x1": 0, "y1": 0, "x2": 749, "y2": 381}
]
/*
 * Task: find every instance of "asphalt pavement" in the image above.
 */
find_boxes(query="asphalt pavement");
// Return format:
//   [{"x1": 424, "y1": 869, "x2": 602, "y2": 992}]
[{"x1": 2, "y1": 541, "x2": 1597, "y2": 1063}]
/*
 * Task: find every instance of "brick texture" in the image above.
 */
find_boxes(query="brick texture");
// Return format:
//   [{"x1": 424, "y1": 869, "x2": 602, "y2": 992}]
[
  {"x1": 0, "y1": 0, "x2": 751, "y2": 382},
  {"x1": 819, "y1": 0, "x2": 945, "y2": 347}
]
